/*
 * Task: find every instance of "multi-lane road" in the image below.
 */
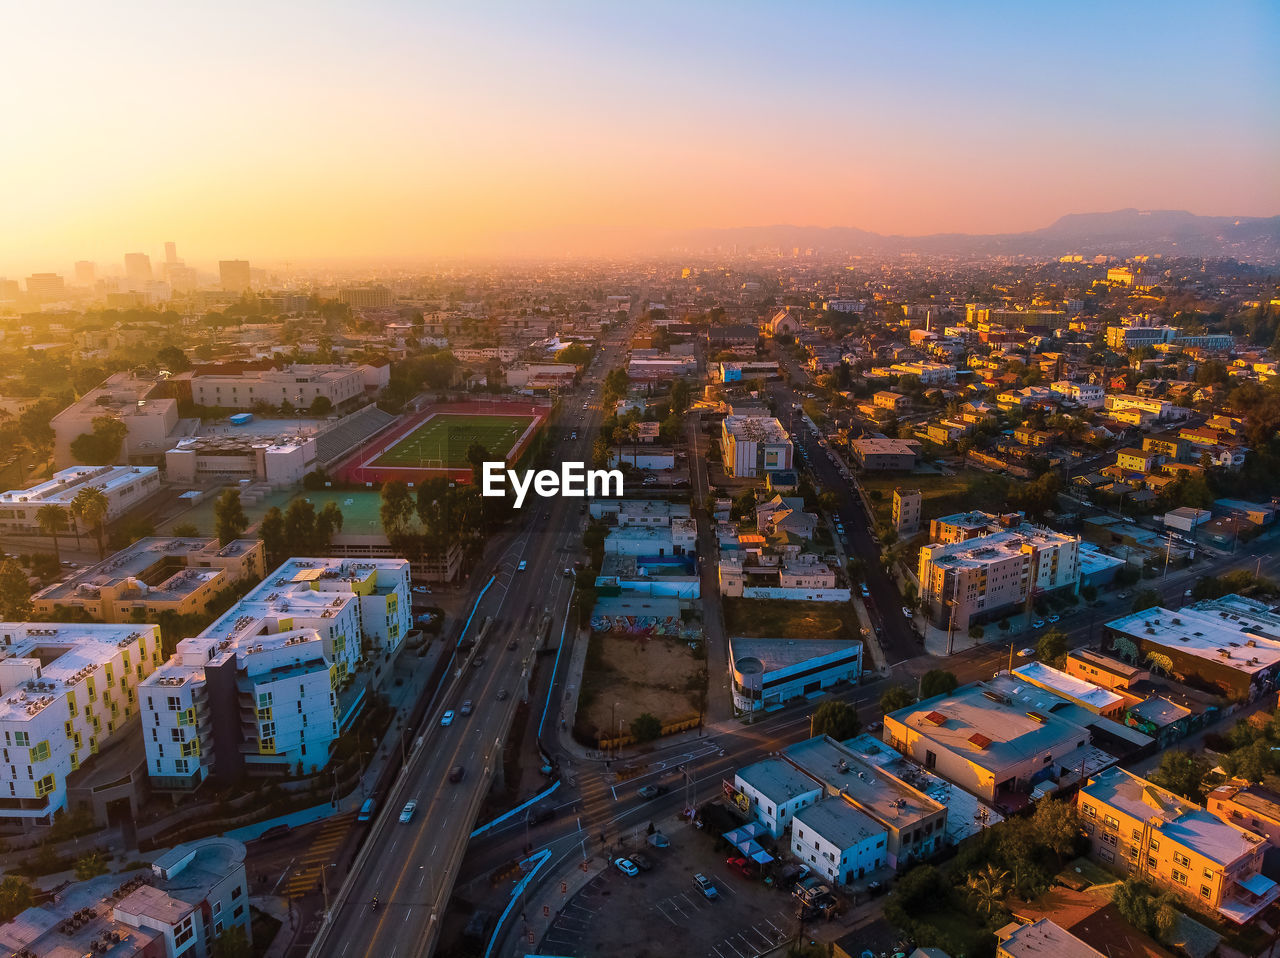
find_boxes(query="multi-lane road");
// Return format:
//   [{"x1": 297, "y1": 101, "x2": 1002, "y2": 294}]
[{"x1": 311, "y1": 334, "x2": 630, "y2": 958}]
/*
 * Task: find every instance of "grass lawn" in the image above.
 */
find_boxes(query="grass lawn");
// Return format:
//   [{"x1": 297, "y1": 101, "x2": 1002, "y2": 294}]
[
  {"x1": 373, "y1": 413, "x2": 532, "y2": 468},
  {"x1": 860, "y1": 469, "x2": 1008, "y2": 527},
  {"x1": 722, "y1": 598, "x2": 861, "y2": 640}
]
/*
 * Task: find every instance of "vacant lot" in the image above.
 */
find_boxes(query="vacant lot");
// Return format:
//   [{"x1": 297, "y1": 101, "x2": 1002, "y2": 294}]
[
  {"x1": 373, "y1": 413, "x2": 532, "y2": 468},
  {"x1": 577, "y1": 632, "x2": 703, "y2": 742},
  {"x1": 860, "y1": 469, "x2": 1007, "y2": 528},
  {"x1": 723, "y1": 598, "x2": 860, "y2": 640}
]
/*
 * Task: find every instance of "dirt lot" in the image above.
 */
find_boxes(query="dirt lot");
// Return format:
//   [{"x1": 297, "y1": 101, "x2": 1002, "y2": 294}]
[
  {"x1": 577, "y1": 632, "x2": 704, "y2": 740},
  {"x1": 722, "y1": 598, "x2": 860, "y2": 641}
]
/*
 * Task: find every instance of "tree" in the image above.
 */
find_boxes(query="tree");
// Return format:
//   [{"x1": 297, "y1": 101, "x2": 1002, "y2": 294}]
[
  {"x1": 74, "y1": 851, "x2": 108, "y2": 881},
  {"x1": 1131, "y1": 588, "x2": 1162, "y2": 614},
  {"x1": 155, "y1": 344, "x2": 191, "y2": 373},
  {"x1": 171, "y1": 522, "x2": 201, "y2": 537},
  {"x1": 879, "y1": 685, "x2": 916, "y2": 715},
  {"x1": 213, "y1": 489, "x2": 249, "y2": 546},
  {"x1": 968, "y1": 623, "x2": 984, "y2": 639},
  {"x1": 0, "y1": 559, "x2": 32, "y2": 620},
  {"x1": 35, "y1": 504, "x2": 67, "y2": 565},
  {"x1": 466, "y1": 442, "x2": 490, "y2": 486},
  {"x1": 920, "y1": 670, "x2": 958, "y2": 699},
  {"x1": 1080, "y1": 584, "x2": 1097, "y2": 603},
  {"x1": 630, "y1": 713, "x2": 662, "y2": 743},
  {"x1": 1149, "y1": 749, "x2": 1209, "y2": 803},
  {"x1": 1036, "y1": 628, "x2": 1068, "y2": 667},
  {"x1": 209, "y1": 924, "x2": 252, "y2": 958},
  {"x1": 71, "y1": 486, "x2": 110, "y2": 559},
  {"x1": 259, "y1": 506, "x2": 286, "y2": 564},
  {"x1": 309, "y1": 395, "x2": 334, "y2": 416},
  {"x1": 811, "y1": 700, "x2": 861, "y2": 740},
  {"x1": 380, "y1": 481, "x2": 416, "y2": 541},
  {"x1": 315, "y1": 501, "x2": 344, "y2": 550},
  {"x1": 69, "y1": 415, "x2": 129, "y2": 465},
  {"x1": 0, "y1": 875, "x2": 33, "y2": 922},
  {"x1": 1029, "y1": 798, "x2": 1082, "y2": 858},
  {"x1": 965, "y1": 863, "x2": 1010, "y2": 917},
  {"x1": 283, "y1": 499, "x2": 318, "y2": 553}
]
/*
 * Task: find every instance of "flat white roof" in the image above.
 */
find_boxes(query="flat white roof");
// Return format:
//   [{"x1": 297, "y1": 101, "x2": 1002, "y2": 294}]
[
  {"x1": 1106, "y1": 597, "x2": 1280, "y2": 675},
  {"x1": 1013, "y1": 661, "x2": 1123, "y2": 710}
]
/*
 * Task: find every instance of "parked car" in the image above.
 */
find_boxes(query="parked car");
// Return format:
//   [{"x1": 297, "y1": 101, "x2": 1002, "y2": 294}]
[
  {"x1": 1032, "y1": 619, "x2": 1046, "y2": 629},
  {"x1": 693, "y1": 873, "x2": 719, "y2": 899},
  {"x1": 258, "y1": 823, "x2": 292, "y2": 841},
  {"x1": 901, "y1": 606, "x2": 913, "y2": 618},
  {"x1": 1017, "y1": 648, "x2": 1035, "y2": 658},
  {"x1": 629, "y1": 852, "x2": 653, "y2": 871},
  {"x1": 615, "y1": 858, "x2": 639, "y2": 877},
  {"x1": 411, "y1": 585, "x2": 431, "y2": 594},
  {"x1": 399, "y1": 800, "x2": 417, "y2": 823},
  {"x1": 441, "y1": 710, "x2": 455, "y2": 726},
  {"x1": 724, "y1": 856, "x2": 752, "y2": 877},
  {"x1": 1047, "y1": 614, "x2": 1060, "y2": 623}
]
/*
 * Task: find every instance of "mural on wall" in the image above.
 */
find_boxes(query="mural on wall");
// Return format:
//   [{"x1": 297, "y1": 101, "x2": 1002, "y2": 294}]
[{"x1": 589, "y1": 612, "x2": 700, "y2": 640}]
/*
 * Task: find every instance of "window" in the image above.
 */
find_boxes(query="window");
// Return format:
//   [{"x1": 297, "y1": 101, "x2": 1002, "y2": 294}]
[
  {"x1": 1103, "y1": 815, "x2": 1119, "y2": 830},
  {"x1": 1131, "y1": 828, "x2": 1141, "y2": 840},
  {"x1": 1099, "y1": 848, "x2": 1114, "y2": 863},
  {"x1": 1200, "y1": 885, "x2": 1211, "y2": 899},
  {"x1": 231, "y1": 885, "x2": 243, "y2": 900},
  {"x1": 233, "y1": 904, "x2": 244, "y2": 918},
  {"x1": 1101, "y1": 832, "x2": 1117, "y2": 846},
  {"x1": 174, "y1": 916, "x2": 195, "y2": 947},
  {"x1": 1149, "y1": 839, "x2": 1160, "y2": 851},
  {"x1": 1203, "y1": 867, "x2": 1213, "y2": 879},
  {"x1": 1173, "y1": 852, "x2": 1190, "y2": 867},
  {"x1": 1172, "y1": 869, "x2": 1187, "y2": 886}
]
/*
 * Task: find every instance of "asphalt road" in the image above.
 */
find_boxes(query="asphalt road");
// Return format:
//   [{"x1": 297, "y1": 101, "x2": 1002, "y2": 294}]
[{"x1": 311, "y1": 334, "x2": 631, "y2": 958}]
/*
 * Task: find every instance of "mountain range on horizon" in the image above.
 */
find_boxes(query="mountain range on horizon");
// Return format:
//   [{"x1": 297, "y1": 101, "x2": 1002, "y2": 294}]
[{"x1": 490, "y1": 209, "x2": 1280, "y2": 264}]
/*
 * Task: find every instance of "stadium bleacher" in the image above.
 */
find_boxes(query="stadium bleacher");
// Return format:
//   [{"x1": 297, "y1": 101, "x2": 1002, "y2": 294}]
[{"x1": 315, "y1": 405, "x2": 398, "y2": 466}]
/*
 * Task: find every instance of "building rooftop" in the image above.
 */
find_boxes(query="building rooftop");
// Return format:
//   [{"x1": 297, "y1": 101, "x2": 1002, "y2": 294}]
[
  {"x1": 792, "y1": 796, "x2": 885, "y2": 850},
  {"x1": 34, "y1": 536, "x2": 258, "y2": 605},
  {"x1": 784, "y1": 736, "x2": 944, "y2": 829},
  {"x1": 722, "y1": 415, "x2": 790, "y2": 443},
  {"x1": 1068, "y1": 648, "x2": 1145, "y2": 681},
  {"x1": 735, "y1": 757, "x2": 822, "y2": 807},
  {"x1": 1105, "y1": 597, "x2": 1280, "y2": 676},
  {"x1": 922, "y1": 525, "x2": 1078, "y2": 571},
  {"x1": 728, "y1": 637, "x2": 861, "y2": 676},
  {"x1": 1208, "y1": 782, "x2": 1280, "y2": 824},
  {"x1": 1082, "y1": 767, "x2": 1265, "y2": 866},
  {"x1": 997, "y1": 918, "x2": 1103, "y2": 958},
  {"x1": 1012, "y1": 661, "x2": 1124, "y2": 711},
  {"x1": 0, "y1": 465, "x2": 159, "y2": 507},
  {"x1": 851, "y1": 437, "x2": 921, "y2": 455},
  {"x1": 1127, "y1": 696, "x2": 1191, "y2": 727}
]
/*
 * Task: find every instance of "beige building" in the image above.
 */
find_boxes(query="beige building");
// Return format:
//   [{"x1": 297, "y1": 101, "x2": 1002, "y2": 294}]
[
  {"x1": 892, "y1": 488, "x2": 921, "y2": 535},
  {"x1": 191, "y1": 363, "x2": 367, "y2": 410},
  {"x1": 996, "y1": 919, "x2": 1102, "y2": 958},
  {"x1": 50, "y1": 373, "x2": 181, "y2": 468},
  {"x1": 33, "y1": 537, "x2": 264, "y2": 624},
  {"x1": 850, "y1": 437, "x2": 921, "y2": 471},
  {"x1": 1079, "y1": 766, "x2": 1278, "y2": 924},
  {"x1": 917, "y1": 525, "x2": 1079, "y2": 630}
]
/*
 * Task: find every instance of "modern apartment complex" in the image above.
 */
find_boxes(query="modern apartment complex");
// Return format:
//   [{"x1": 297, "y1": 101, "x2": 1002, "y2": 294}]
[
  {"x1": 1079, "y1": 766, "x2": 1278, "y2": 924},
  {"x1": 917, "y1": 525, "x2": 1080, "y2": 630},
  {"x1": 141, "y1": 557, "x2": 411, "y2": 790},
  {"x1": 33, "y1": 537, "x2": 265, "y2": 624},
  {"x1": 0, "y1": 623, "x2": 162, "y2": 825},
  {"x1": 0, "y1": 465, "x2": 162, "y2": 536},
  {"x1": 720, "y1": 415, "x2": 793, "y2": 478}
]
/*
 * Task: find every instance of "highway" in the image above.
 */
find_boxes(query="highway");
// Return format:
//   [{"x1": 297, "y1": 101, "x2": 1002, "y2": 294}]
[{"x1": 311, "y1": 330, "x2": 631, "y2": 958}]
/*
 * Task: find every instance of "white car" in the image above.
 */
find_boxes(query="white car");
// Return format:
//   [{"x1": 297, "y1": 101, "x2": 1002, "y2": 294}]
[
  {"x1": 441, "y1": 710, "x2": 455, "y2": 726},
  {"x1": 902, "y1": 606, "x2": 913, "y2": 618},
  {"x1": 1017, "y1": 648, "x2": 1035, "y2": 658},
  {"x1": 399, "y1": 800, "x2": 417, "y2": 823}
]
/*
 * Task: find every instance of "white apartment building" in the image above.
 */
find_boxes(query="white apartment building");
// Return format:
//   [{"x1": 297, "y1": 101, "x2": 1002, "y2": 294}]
[
  {"x1": 142, "y1": 558, "x2": 410, "y2": 789},
  {"x1": 918, "y1": 524, "x2": 1079, "y2": 630},
  {"x1": 720, "y1": 416, "x2": 793, "y2": 478},
  {"x1": 1050, "y1": 381, "x2": 1105, "y2": 409},
  {"x1": 0, "y1": 623, "x2": 162, "y2": 825},
  {"x1": 50, "y1": 373, "x2": 181, "y2": 468},
  {"x1": 191, "y1": 363, "x2": 367, "y2": 410},
  {"x1": 1104, "y1": 393, "x2": 1189, "y2": 422},
  {"x1": 791, "y1": 798, "x2": 888, "y2": 885},
  {"x1": 888, "y1": 362, "x2": 956, "y2": 385},
  {"x1": 165, "y1": 435, "x2": 318, "y2": 488},
  {"x1": 0, "y1": 465, "x2": 161, "y2": 536}
]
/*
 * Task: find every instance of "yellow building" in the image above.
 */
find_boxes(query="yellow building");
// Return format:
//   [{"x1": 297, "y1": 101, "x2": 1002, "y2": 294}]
[{"x1": 1078, "y1": 766, "x2": 1279, "y2": 924}]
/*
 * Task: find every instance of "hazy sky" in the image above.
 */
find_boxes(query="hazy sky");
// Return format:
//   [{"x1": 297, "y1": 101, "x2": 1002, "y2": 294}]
[{"x1": 3, "y1": 0, "x2": 1277, "y2": 273}]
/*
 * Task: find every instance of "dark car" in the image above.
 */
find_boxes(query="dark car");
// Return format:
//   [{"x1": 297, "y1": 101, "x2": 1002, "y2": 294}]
[
  {"x1": 507, "y1": 638, "x2": 518, "y2": 651},
  {"x1": 637, "y1": 784, "x2": 669, "y2": 799},
  {"x1": 448, "y1": 765, "x2": 465, "y2": 783},
  {"x1": 257, "y1": 823, "x2": 292, "y2": 841},
  {"x1": 526, "y1": 802, "x2": 556, "y2": 825},
  {"x1": 629, "y1": 851, "x2": 653, "y2": 871}
]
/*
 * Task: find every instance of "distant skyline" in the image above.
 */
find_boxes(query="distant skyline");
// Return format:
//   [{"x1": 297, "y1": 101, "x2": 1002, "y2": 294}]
[{"x1": 2, "y1": 1, "x2": 1277, "y2": 275}]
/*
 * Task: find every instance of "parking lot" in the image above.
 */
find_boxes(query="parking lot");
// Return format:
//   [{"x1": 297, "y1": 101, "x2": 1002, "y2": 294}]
[{"x1": 536, "y1": 823, "x2": 812, "y2": 958}]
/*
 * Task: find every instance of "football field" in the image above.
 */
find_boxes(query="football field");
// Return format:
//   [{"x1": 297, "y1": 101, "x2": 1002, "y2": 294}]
[{"x1": 371, "y1": 413, "x2": 533, "y2": 469}]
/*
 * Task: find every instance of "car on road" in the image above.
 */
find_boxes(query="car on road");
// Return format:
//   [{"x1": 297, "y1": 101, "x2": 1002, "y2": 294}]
[
  {"x1": 526, "y1": 802, "x2": 556, "y2": 825},
  {"x1": 448, "y1": 765, "x2": 465, "y2": 783},
  {"x1": 860, "y1": 584, "x2": 869, "y2": 598},
  {"x1": 615, "y1": 858, "x2": 639, "y2": 877},
  {"x1": 411, "y1": 585, "x2": 431, "y2": 594},
  {"x1": 647, "y1": 831, "x2": 670, "y2": 848},
  {"x1": 517, "y1": 560, "x2": 527, "y2": 571},
  {"x1": 459, "y1": 700, "x2": 473, "y2": 716},
  {"x1": 258, "y1": 823, "x2": 292, "y2": 841},
  {"x1": 1047, "y1": 614, "x2": 1060, "y2": 623},
  {"x1": 441, "y1": 710, "x2": 455, "y2": 726},
  {"x1": 637, "y1": 784, "x2": 669, "y2": 799},
  {"x1": 1117, "y1": 591, "x2": 1131, "y2": 599},
  {"x1": 399, "y1": 800, "x2": 417, "y2": 823},
  {"x1": 901, "y1": 606, "x2": 913, "y2": 618},
  {"x1": 1032, "y1": 619, "x2": 1046, "y2": 629},
  {"x1": 1017, "y1": 648, "x2": 1035, "y2": 658},
  {"x1": 497, "y1": 688, "x2": 509, "y2": 700},
  {"x1": 508, "y1": 638, "x2": 518, "y2": 650},
  {"x1": 472, "y1": 655, "x2": 485, "y2": 668},
  {"x1": 629, "y1": 851, "x2": 653, "y2": 871},
  {"x1": 1184, "y1": 589, "x2": 1193, "y2": 598},
  {"x1": 694, "y1": 873, "x2": 719, "y2": 899}
]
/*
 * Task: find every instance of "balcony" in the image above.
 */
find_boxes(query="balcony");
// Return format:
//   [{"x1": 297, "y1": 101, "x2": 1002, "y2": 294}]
[{"x1": 1217, "y1": 871, "x2": 1280, "y2": 925}]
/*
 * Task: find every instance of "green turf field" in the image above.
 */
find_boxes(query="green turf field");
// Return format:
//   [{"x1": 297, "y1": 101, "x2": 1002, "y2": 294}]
[{"x1": 372, "y1": 413, "x2": 533, "y2": 468}]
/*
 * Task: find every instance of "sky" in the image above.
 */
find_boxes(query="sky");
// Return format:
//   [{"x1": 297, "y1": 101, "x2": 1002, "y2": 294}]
[{"x1": 2, "y1": 0, "x2": 1277, "y2": 274}]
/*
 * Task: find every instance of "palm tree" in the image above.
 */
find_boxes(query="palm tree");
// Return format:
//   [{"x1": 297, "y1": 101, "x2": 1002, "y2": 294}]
[
  {"x1": 966, "y1": 863, "x2": 1010, "y2": 917},
  {"x1": 35, "y1": 505, "x2": 68, "y2": 565},
  {"x1": 71, "y1": 487, "x2": 110, "y2": 560}
]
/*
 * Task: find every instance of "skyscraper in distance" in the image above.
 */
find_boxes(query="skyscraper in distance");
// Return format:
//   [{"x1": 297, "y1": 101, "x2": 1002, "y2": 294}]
[
  {"x1": 124, "y1": 252, "x2": 152, "y2": 289},
  {"x1": 74, "y1": 261, "x2": 96, "y2": 287},
  {"x1": 219, "y1": 259, "x2": 251, "y2": 293},
  {"x1": 164, "y1": 241, "x2": 179, "y2": 265}
]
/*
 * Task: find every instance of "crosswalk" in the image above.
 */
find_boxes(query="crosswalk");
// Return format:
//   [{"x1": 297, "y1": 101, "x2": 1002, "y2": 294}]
[
  {"x1": 574, "y1": 771, "x2": 614, "y2": 844},
  {"x1": 283, "y1": 812, "x2": 354, "y2": 899}
]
